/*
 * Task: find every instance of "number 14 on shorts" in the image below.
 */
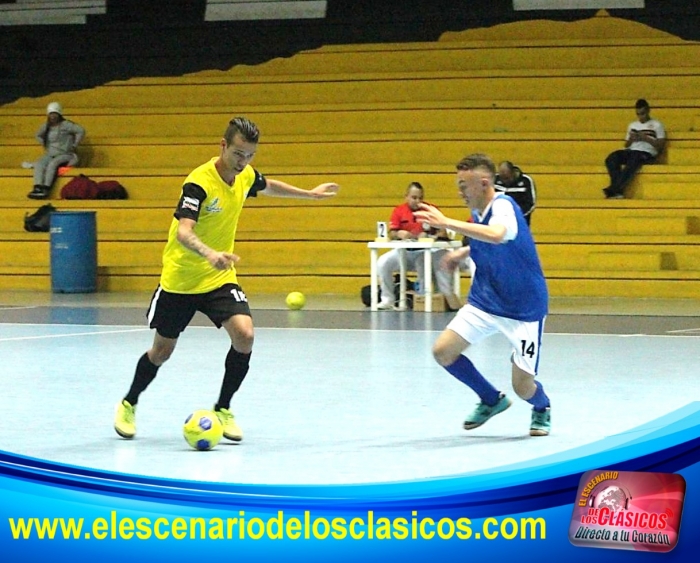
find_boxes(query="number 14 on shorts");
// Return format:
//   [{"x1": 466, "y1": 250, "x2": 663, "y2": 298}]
[{"x1": 520, "y1": 340, "x2": 536, "y2": 358}]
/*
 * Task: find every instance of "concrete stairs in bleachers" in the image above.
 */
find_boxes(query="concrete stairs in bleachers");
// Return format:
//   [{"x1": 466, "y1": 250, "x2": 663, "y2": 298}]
[{"x1": 0, "y1": 10, "x2": 699, "y2": 298}]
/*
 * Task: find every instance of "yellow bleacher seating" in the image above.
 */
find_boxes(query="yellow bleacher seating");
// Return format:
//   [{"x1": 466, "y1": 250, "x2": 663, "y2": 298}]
[{"x1": 0, "y1": 10, "x2": 699, "y2": 298}]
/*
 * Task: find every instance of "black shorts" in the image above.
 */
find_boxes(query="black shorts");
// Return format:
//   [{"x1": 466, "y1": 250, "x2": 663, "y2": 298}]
[{"x1": 147, "y1": 283, "x2": 252, "y2": 339}]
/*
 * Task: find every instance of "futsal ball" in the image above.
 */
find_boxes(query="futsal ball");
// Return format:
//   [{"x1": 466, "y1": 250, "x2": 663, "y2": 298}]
[
  {"x1": 285, "y1": 291, "x2": 306, "y2": 310},
  {"x1": 183, "y1": 410, "x2": 223, "y2": 451}
]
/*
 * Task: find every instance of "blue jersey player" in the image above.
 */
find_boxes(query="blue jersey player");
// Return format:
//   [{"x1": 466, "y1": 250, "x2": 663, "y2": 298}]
[{"x1": 415, "y1": 153, "x2": 551, "y2": 436}]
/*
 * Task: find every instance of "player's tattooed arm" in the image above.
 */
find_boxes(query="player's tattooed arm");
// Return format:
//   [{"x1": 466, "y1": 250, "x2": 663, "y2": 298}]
[
  {"x1": 176, "y1": 218, "x2": 239, "y2": 270},
  {"x1": 177, "y1": 218, "x2": 212, "y2": 256}
]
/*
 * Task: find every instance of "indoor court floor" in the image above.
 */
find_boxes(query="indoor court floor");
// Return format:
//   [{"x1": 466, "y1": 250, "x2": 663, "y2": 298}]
[{"x1": 1, "y1": 291, "x2": 699, "y2": 485}]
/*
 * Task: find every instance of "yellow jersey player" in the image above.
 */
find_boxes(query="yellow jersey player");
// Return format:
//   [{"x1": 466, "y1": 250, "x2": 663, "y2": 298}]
[{"x1": 114, "y1": 117, "x2": 339, "y2": 442}]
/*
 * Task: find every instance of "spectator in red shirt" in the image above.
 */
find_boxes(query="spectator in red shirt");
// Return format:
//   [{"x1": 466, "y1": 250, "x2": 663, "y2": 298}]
[{"x1": 376, "y1": 182, "x2": 460, "y2": 310}]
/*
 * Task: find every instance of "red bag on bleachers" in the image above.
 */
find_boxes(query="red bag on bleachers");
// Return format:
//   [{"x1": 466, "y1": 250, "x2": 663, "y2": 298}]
[
  {"x1": 96, "y1": 180, "x2": 128, "y2": 200},
  {"x1": 60, "y1": 174, "x2": 99, "y2": 199}
]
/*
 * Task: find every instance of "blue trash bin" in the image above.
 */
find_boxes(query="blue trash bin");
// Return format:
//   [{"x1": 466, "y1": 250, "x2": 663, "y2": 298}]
[{"x1": 50, "y1": 211, "x2": 97, "y2": 293}]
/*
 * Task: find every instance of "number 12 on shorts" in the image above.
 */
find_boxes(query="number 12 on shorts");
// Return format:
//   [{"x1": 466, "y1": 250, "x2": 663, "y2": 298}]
[
  {"x1": 520, "y1": 340, "x2": 536, "y2": 358},
  {"x1": 230, "y1": 288, "x2": 247, "y2": 302}
]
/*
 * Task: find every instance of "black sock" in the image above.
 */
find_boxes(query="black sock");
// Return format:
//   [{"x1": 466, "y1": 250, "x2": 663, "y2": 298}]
[
  {"x1": 215, "y1": 347, "x2": 251, "y2": 411},
  {"x1": 124, "y1": 352, "x2": 160, "y2": 406}
]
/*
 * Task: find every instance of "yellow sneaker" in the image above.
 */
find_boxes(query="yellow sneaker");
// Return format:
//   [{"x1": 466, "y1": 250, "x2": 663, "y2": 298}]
[
  {"x1": 114, "y1": 400, "x2": 136, "y2": 439},
  {"x1": 215, "y1": 407, "x2": 243, "y2": 442}
]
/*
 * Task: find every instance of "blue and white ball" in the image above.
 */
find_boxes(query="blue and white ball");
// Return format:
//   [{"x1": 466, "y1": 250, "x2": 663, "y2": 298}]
[{"x1": 183, "y1": 410, "x2": 223, "y2": 451}]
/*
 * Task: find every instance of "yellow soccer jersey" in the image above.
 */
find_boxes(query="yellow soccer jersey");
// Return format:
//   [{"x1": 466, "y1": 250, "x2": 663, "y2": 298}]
[{"x1": 160, "y1": 158, "x2": 266, "y2": 293}]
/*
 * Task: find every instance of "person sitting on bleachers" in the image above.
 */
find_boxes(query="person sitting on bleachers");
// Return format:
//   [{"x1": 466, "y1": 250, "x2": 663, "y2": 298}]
[
  {"x1": 27, "y1": 102, "x2": 85, "y2": 200},
  {"x1": 602, "y1": 99, "x2": 666, "y2": 200}
]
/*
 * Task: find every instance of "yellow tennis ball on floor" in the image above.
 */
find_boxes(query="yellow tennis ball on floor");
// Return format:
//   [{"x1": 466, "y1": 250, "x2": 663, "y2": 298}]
[{"x1": 286, "y1": 291, "x2": 306, "y2": 310}]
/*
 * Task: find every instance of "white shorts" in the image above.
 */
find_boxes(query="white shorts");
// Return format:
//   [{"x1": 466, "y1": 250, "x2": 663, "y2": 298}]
[{"x1": 446, "y1": 303, "x2": 546, "y2": 375}]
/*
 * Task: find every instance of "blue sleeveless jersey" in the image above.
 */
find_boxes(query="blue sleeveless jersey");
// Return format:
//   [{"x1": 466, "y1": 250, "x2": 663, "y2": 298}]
[{"x1": 468, "y1": 194, "x2": 548, "y2": 321}]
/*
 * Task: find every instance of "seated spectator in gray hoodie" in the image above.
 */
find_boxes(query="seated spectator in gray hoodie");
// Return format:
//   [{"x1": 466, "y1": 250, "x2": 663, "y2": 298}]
[{"x1": 28, "y1": 102, "x2": 85, "y2": 200}]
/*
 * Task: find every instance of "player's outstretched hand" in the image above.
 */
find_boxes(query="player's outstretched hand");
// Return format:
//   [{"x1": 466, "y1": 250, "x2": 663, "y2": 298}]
[
  {"x1": 440, "y1": 246, "x2": 470, "y2": 273},
  {"x1": 440, "y1": 252, "x2": 460, "y2": 273},
  {"x1": 210, "y1": 251, "x2": 240, "y2": 270},
  {"x1": 414, "y1": 202, "x2": 447, "y2": 228},
  {"x1": 310, "y1": 182, "x2": 340, "y2": 198}
]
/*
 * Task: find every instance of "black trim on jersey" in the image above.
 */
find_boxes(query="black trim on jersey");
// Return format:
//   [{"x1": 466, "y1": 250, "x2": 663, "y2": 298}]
[
  {"x1": 245, "y1": 168, "x2": 267, "y2": 199},
  {"x1": 174, "y1": 182, "x2": 207, "y2": 221}
]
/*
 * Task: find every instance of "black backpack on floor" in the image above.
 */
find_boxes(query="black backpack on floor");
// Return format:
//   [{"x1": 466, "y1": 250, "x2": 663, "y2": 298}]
[{"x1": 361, "y1": 274, "x2": 414, "y2": 308}]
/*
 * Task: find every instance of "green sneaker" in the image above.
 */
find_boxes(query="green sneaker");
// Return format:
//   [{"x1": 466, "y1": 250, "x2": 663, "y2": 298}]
[
  {"x1": 215, "y1": 407, "x2": 243, "y2": 442},
  {"x1": 530, "y1": 407, "x2": 551, "y2": 437},
  {"x1": 463, "y1": 393, "x2": 512, "y2": 430},
  {"x1": 114, "y1": 400, "x2": 136, "y2": 439}
]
